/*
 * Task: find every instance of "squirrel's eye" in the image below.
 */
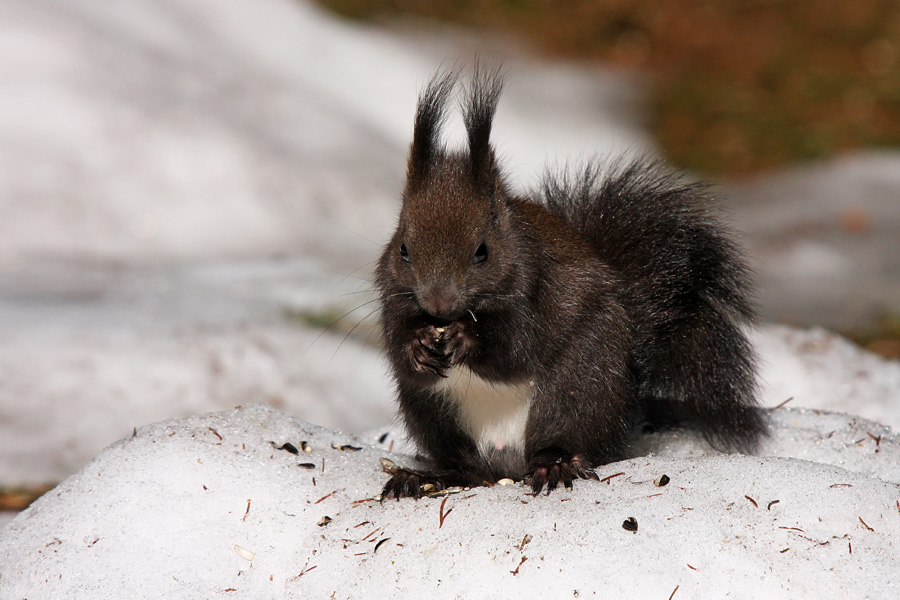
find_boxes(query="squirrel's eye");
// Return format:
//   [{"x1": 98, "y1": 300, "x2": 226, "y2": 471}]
[
  {"x1": 399, "y1": 243, "x2": 410, "y2": 262},
  {"x1": 474, "y1": 242, "x2": 488, "y2": 264}
]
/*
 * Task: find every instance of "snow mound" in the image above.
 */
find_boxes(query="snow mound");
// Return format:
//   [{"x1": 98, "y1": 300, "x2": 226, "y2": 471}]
[
  {"x1": 753, "y1": 325, "x2": 900, "y2": 428},
  {"x1": 2, "y1": 404, "x2": 899, "y2": 599}
]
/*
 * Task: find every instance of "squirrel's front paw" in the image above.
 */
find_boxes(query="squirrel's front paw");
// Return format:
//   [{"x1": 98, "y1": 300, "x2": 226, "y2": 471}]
[
  {"x1": 406, "y1": 325, "x2": 450, "y2": 377},
  {"x1": 525, "y1": 449, "x2": 599, "y2": 494},
  {"x1": 438, "y1": 321, "x2": 474, "y2": 368}
]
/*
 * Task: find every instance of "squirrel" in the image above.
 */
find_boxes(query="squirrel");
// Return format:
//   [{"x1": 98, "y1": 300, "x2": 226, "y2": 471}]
[{"x1": 375, "y1": 68, "x2": 767, "y2": 499}]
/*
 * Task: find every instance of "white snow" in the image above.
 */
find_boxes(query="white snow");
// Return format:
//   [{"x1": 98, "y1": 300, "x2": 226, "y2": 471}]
[
  {"x1": 753, "y1": 326, "x2": 900, "y2": 428},
  {"x1": 1, "y1": 404, "x2": 898, "y2": 599}
]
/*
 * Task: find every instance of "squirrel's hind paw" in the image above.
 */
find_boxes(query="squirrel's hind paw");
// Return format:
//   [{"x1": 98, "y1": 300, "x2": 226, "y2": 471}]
[
  {"x1": 380, "y1": 468, "x2": 447, "y2": 500},
  {"x1": 525, "y1": 450, "x2": 599, "y2": 495}
]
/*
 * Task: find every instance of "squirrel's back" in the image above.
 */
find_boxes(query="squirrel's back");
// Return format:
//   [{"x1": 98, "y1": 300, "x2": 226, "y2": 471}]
[{"x1": 538, "y1": 159, "x2": 766, "y2": 451}]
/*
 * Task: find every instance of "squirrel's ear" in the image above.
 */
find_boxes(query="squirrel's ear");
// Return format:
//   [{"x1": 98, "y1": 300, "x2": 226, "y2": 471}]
[
  {"x1": 407, "y1": 70, "x2": 457, "y2": 191},
  {"x1": 463, "y1": 64, "x2": 504, "y2": 188}
]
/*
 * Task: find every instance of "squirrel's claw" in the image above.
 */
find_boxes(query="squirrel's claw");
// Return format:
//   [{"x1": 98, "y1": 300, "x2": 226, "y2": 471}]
[
  {"x1": 381, "y1": 468, "x2": 446, "y2": 500},
  {"x1": 408, "y1": 325, "x2": 451, "y2": 376},
  {"x1": 525, "y1": 451, "x2": 598, "y2": 495}
]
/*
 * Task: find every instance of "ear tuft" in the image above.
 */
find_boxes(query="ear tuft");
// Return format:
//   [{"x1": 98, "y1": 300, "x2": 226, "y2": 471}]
[
  {"x1": 463, "y1": 63, "x2": 504, "y2": 185},
  {"x1": 408, "y1": 70, "x2": 458, "y2": 190}
]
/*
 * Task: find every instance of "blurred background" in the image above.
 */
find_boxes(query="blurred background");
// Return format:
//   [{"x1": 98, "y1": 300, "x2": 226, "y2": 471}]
[
  {"x1": 325, "y1": 0, "x2": 900, "y2": 177},
  {"x1": 2, "y1": 0, "x2": 899, "y2": 519}
]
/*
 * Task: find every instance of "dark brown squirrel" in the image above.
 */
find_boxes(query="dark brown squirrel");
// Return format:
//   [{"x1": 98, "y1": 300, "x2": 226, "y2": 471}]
[{"x1": 375, "y1": 69, "x2": 767, "y2": 499}]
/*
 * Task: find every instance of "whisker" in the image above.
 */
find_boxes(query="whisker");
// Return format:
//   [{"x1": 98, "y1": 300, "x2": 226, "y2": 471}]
[
  {"x1": 471, "y1": 291, "x2": 528, "y2": 300},
  {"x1": 332, "y1": 260, "x2": 377, "y2": 289},
  {"x1": 338, "y1": 289, "x2": 380, "y2": 297},
  {"x1": 332, "y1": 307, "x2": 380, "y2": 360},
  {"x1": 380, "y1": 290, "x2": 417, "y2": 301},
  {"x1": 342, "y1": 228, "x2": 383, "y2": 247},
  {"x1": 339, "y1": 273, "x2": 374, "y2": 284},
  {"x1": 362, "y1": 319, "x2": 382, "y2": 350},
  {"x1": 302, "y1": 298, "x2": 383, "y2": 355},
  {"x1": 303, "y1": 289, "x2": 417, "y2": 354}
]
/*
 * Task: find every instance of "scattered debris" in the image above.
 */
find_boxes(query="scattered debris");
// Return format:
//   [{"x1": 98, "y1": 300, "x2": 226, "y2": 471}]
[
  {"x1": 745, "y1": 495, "x2": 758, "y2": 508},
  {"x1": 601, "y1": 472, "x2": 625, "y2": 484},
  {"x1": 769, "y1": 397, "x2": 794, "y2": 411},
  {"x1": 315, "y1": 491, "x2": 338, "y2": 504},
  {"x1": 317, "y1": 516, "x2": 332, "y2": 527},
  {"x1": 510, "y1": 556, "x2": 527, "y2": 576},
  {"x1": 426, "y1": 487, "x2": 463, "y2": 499},
  {"x1": 271, "y1": 442, "x2": 299, "y2": 455},
  {"x1": 233, "y1": 545, "x2": 255, "y2": 562},
  {"x1": 439, "y1": 496, "x2": 453, "y2": 528},
  {"x1": 290, "y1": 561, "x2": 317, "y2": 581},
  {"x1": 867, "y1": 432, "x2": 882, "y2": 453},
  {"x1": 622, "y1": 517, "x2": 638, "y2": 532},
  {"x1": 331, "y1": 443, "x2": 362, "y2": 452},
  {"x1": 654, "y1": 474, "x2": 670, "y2": 487},
  {"x1": 351, "y1": 497, "x2": 380, "y2": 506}
]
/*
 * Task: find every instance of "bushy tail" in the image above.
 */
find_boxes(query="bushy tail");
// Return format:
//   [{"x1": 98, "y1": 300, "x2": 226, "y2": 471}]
[{"x1": 538, "y1": 158, "x2": 767, "y2": 451}]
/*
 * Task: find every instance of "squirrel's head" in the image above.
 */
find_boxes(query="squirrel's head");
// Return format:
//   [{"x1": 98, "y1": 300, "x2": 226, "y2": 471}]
[{"x1": 382, "y1": 68, "x2": 519, "y2": 322}]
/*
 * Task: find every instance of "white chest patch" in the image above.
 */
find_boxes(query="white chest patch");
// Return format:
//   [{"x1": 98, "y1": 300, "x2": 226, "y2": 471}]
[{"x1": 434, "y1": 367, "x2": 534, "y2": 457}]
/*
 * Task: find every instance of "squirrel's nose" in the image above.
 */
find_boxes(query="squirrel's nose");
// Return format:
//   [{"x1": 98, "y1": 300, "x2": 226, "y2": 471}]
[{"x1": 420, "y1": 287, "x2": 464, "y2": 321}]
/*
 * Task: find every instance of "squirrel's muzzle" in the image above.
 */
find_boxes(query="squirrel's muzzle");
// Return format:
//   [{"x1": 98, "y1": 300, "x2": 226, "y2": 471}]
[{"x1": 419, "y1": 286, "x2": 465, "y2": 321}]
